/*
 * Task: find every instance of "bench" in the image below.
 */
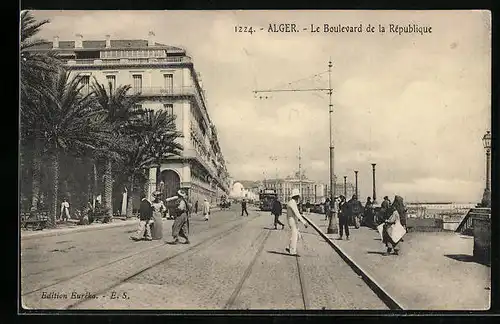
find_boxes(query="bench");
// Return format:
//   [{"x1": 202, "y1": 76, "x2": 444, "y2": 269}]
[
  {"x1": 23, "y1": 219, "x2": 48, "y2": 230},
  {"x1": 21, "y1": 211, "x2": 49, "y2": 230}
]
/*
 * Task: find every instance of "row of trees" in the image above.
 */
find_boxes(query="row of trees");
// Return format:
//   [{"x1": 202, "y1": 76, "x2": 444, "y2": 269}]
[{"x1": 20, "y1": 11, "x2": 182, "y2": 226}]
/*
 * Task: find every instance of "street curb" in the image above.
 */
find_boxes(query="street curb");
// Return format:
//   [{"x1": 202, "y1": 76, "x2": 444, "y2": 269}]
[
  {"x1": 302, "y1": 214, "x2": 405, "y2": 310},
  {"x1": 21, "y1": 219, "x2": 139, "y2": 240},
  {"x1": 20, "y1": 208, "x2": 224, "y2": 240}
]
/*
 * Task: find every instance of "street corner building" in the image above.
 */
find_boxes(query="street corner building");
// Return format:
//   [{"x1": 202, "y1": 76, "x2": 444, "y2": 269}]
[{"x1": 27, "y1": 32, "x2": 231, "y2": 209}]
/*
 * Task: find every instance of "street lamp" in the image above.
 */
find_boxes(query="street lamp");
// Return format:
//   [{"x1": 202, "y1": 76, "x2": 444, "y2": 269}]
[
  {"x1": 354, "y1": 170, "x2": 359, "y2": 198},
  {"x1": 371, "y1": 163, "x2": 377, "y2": 204},
  {"x1": 343, "y1": 176, "x2": 347, "y2": 197},
  {"x1": 481, "y1": 130, "x2": 491, "y2": 207}
]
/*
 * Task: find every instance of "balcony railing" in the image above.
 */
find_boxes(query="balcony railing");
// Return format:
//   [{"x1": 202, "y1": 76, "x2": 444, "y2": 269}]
[
  {"x1": 132, "y1": 86, "x2": 199, "y2": 97},
  {"x1": 65, "y1": 56, "x2": 191, "y2": 66}
]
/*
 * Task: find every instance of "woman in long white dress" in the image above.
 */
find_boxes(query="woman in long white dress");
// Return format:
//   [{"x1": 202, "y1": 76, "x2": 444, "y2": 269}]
[{"x1": 150, "y1": 192, "x2": 166, "y2": 240}]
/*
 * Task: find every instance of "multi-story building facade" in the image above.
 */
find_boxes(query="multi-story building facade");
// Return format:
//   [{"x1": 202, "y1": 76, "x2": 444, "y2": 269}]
[
  {"x1": 263, "y1": 178, "x2": 325, "y2": 203},
  {"x1": 30, "y1": 32, "x2": 230, "y2": 207},
  {"x1": 264, "y1": 177, "x2": 356, "y2": 203}
]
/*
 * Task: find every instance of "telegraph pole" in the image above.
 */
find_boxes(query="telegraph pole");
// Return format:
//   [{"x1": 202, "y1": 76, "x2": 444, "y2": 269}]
[
  {"x1": 354, "y1": 170, "x2": 359, "y2": 197},
  {"x1": 328, "y1": 59, "x2": 335, "y2": 202},
  {"x1": 253, "y1": 60, "x2": 337, "y2": 233},
  {"x1": 298, "y1": 145, "x2": 302, "y2": 203}
]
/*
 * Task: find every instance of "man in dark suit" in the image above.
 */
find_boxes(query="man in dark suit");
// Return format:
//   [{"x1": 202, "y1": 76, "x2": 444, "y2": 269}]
[
  {"x1": 241, "y1": 199, "x2": 249, "y2": 216},
  {"x1": 271, "y1": 197, "x2": 284, "y2": 230},
  {"x1": 130, "y1": 194, "x2": 152, "y2": 241}
]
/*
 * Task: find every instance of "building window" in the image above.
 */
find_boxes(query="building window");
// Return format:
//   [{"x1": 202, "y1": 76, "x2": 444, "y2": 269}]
[
  {"x1": 163, "y1": 104, "x2": 173, "y2": 115},
  {"x1": 164, "y1": 74, "x2": 173, "y2": 94},
  {"x1": 134, "y1": 104, "x2": 142, "y2": 111},
  {"x1": 81, "y1": 75, "x2": 90, "y2": 94},
  {"x1": 132, "y1": 74, "x2": 142, "y2": 93},
  {"x1": 106, "y1": 75, "x2": 116, "y2": 91}
]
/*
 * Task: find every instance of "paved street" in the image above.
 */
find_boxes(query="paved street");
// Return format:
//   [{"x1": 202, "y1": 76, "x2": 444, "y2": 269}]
[{"x1": 21, "y1": 206, "x2": 386, "y2": 310}]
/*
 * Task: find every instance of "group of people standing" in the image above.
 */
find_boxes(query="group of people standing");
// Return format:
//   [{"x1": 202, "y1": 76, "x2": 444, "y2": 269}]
[
  {"x1": 323, "y1": 194, "x2": 407, "y2": 256},
  {"x1": 130, "y1": 189, "x2": 192, "y2": 244},
  {"x1": 323, "y1": 194, "x2": 363, "y2": 240}
]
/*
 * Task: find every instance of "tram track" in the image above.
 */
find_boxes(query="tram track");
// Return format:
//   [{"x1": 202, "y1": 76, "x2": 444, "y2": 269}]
[
  {"x1": 22, "y1": 213, "x2": 260, "y2": 302},
  {"x1": 302, "y1": 214, "x2": 403, "y2": 310},
  {"x1": 294, "y1": 245, "x2": 309, "y2": 310},
  {"x1": 224, "y1": 229, "x2": 271, "y2": 309},
  {"x1": 64, "y1": 214, "x2": 264, "y2": 309}
]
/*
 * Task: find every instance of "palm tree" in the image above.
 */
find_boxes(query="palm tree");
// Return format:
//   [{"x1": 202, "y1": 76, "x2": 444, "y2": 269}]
[
  {"x1": 119, "y1": 110, "x2": 182, "y2": 217},
  {"x1": 24, "y1": 70, "x2": 110, "y2": 226},
  {"x1": 20, "y1": 11, "x2": 62, "y2": 212},
  {"x1": 20, "y1": 11, "x2": 61, "y2": 100},
  {"x1": 91, "y1": 81, "x2": 143, "y2": 219}
]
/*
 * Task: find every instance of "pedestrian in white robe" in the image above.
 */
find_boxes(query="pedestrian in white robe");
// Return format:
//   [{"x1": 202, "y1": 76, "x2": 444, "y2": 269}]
[
  {"x1": 203, "y1": 199, "x2": 211, "y2": 221},
  {"x1": 286, "y1": 188, "x2": 308, "y2": 256}
]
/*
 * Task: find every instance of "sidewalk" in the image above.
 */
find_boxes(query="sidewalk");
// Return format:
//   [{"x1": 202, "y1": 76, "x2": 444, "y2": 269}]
[
  {"x1": 21, "y1": 218, "x2": 138, "y2": 239},
  {"x1": 306, "y1": 215, "x2": 491, "y2": 310}
]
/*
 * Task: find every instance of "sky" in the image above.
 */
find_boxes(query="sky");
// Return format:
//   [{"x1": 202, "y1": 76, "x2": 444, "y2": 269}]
[{"x1": 30, "y1": 10, "x2": 491, "y2": 203}]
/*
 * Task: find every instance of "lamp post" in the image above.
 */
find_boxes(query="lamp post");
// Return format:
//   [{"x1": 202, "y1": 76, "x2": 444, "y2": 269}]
[
  {"x1": 354, "y1": 170, "x2": 359, "y2": 198},
  {"x1": 371, "y1": 163, "x2": 377, "y2": 204},
  {"x1": 481, "y1": 131, "x2": 491, "y2": 207},
  {"x1": 343, "y1": 176, "x2": 347, "y2": 197}
]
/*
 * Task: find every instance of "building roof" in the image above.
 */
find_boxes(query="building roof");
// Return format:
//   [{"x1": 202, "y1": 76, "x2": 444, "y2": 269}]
[{"x1": 31, "y1": 40, "x2": 185, "y2": 52}]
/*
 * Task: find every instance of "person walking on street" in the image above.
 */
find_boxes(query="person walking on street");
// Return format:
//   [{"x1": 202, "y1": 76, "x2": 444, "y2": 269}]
[
  {"x1": 171, "y1": 189, "x2": 190, "y2": 244},
  {"x1": 346, "y1": 194, "x2": 363, "y2": 229},
  {"x1": 324, "y1": 198, "x2": 331, "y2": 221},
  {"x1": 285, "y1": 188, "x2": 308, "y2": 256},
  {"x1": 150, "y1": 192, "x2": 166, "y2": 240},
  {"x1": 381, "y1": 199, "x2": 406, "y2": 256},
  {"x1": 241, "y1": 199, "x2": 249, "y2": 216},
  {"x1": 195, "y1": 200, "x2": 199, "y2": 214},
  {"x1": 203, "y1": 198, "x2": 210, "y2": 221},
  {"x1": 271, "y1": 197, "x2": 284, "y2": 230},
  {"x1": 60, "y1": 198, "x2": 70, "y2": 222},
  {"x1": 380, "y1": 196, "x2": 391, "y2": 221},
  {"x1": 364, "y1": 197, "x2": 374, "y2": 227},
  {"x1": 305, "y1": 200, "x2": 312, "y2": 214},
  {"x1": 131, "y1": 194, "x2": 152, "y2": 241},
  {"x1": 338, "y1": 195, "x2": 349, "y2": 240},
  {"x1": 392, "y1": 195, "x2": 407, "y2": 230}
]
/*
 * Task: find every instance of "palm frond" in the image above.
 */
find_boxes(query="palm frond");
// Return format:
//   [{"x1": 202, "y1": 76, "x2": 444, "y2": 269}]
[{"x1": 20, "y1": 11, "x2": 50, "y2": 44}]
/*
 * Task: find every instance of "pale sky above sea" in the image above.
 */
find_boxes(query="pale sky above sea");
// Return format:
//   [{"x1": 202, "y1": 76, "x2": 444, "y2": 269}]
[{"x1": 30, "y1": 10, "x2": 491, "y2": 203}]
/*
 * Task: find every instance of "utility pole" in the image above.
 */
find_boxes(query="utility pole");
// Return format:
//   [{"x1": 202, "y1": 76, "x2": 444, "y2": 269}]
[
  {"x1": 354, "y1": 170, "x2": 359, "y2": 198},
  {"x1": 371, "y1": 163, "x2": 377, "y2": 204},
  {"x1": 253, "y1": 60, "x2": 337, "y2": 233},
  {"x1": 328, "y1": 59, "x2": 335, "y2": 202},
  {"x1": 298, "y1": 145, "x2": 302, "y2": 203}
]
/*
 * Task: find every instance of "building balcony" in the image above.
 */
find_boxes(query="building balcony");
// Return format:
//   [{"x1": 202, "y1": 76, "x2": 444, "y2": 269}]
[
  {"x1": 132, "y1": 86, "x2": 197, "y2": 97},
  {"x1": 65, "y1": 56, "x2": 192, "y2": 66},
  {"x1": 134, "y1": 86, "x2": 209, "y2": 123}
]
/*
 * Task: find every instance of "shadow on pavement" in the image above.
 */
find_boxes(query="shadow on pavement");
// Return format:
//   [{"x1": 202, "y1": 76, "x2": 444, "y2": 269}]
[
  {"x1": 444, "y1": 254, "x2": 490, "y2": 267},
  {"x1": 373, "y1": 238, "x2": 381, "y2": 241},
  {"x1": 367, "y1": 251, "x2": 386, "y2": 255},
  {"x1": 266, "y1": 250, "x2": 300, "y2": 257},
  {"x1": 263, "y1": 227, "x2": 277, "y2": 230}
]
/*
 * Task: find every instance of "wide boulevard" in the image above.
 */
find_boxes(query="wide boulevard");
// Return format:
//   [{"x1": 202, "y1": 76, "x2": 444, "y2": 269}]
[{"x1": 21, "y1": 205, "x2": 387, "y2": 310}]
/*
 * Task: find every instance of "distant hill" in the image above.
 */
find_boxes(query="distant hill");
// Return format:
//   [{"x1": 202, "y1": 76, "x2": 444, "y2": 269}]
[{"x1": 234, "y1": 180, "x2": 261, "y2": 189}]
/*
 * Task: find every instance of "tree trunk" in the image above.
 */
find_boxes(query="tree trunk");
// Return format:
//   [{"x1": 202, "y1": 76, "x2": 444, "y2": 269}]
[
  {"x1": 93, "y1": 162, "x2": 98, "y2": 208},
  {"x1": 48, "y1": 151, "x2": 59, "y2": 228},
  {"x1": 103, "y1": 158, "x2": 113, "y2": 219},
  {"x1": 126, "y1": 174, "x2": 135, "y2": 218},
  {"x1": 31, "y1": 139, "x2": 42, "y2": 211},
  {"x1": 142, "y1": 169, "x2": 150, "y2": 199}
]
